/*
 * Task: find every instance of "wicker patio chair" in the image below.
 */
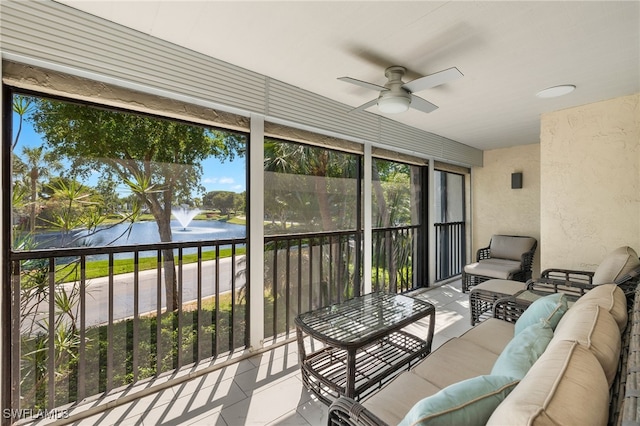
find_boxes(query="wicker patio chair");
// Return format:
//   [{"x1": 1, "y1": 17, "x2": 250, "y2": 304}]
[
  {"x1": 470, "y1": 246, "x2": 640, "y2": 325},
  {"x1": 328, "y1": 397, "x2": 386, "y2": 426},
  {"x1": 462, "y1": 235, "x2": 537, "y2": 293}
]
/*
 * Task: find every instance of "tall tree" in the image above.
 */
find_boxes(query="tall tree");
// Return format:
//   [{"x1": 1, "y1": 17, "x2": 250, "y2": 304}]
[
  {"x1": 371, "y1": 159, "x2": 415, "y2": 292},
  {"x1": 204, "y1": 190, "x2": 237, "y2": 217},
  {"x1": 27, "y1": 96, "x2": 245, "y2": 311},
  {"x1": 20, "y1": 146, "x2": 61, "y2": 232},
  {"x1": 12, "y1": 95, "x2": 34, "y2": 151},
  {"x1": 264, "y1": 139, "x2": 358, "y2": 232}
]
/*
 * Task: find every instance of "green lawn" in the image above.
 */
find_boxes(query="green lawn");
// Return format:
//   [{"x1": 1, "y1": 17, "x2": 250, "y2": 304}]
[
  {"x1": 47, "y1": 215, "x2": 247, "y2": 282},
  {"x1": 57, "y1": 246, "x2": 247, "y2": 282}
]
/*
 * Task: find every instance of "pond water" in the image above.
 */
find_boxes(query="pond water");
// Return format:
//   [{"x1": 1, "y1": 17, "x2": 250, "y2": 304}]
[{"x1": 31, "y1": 219, "x2": 246, "y2": 260}]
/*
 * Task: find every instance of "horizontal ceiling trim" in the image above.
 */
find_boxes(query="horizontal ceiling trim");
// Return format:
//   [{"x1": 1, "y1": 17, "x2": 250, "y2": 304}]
[
  {"x1": 1, "y1": 0, "x2": 483, "y2": 167},
  {"x1": 434, "y1": 161, "x2": 470, "y2": 175},
  {"x1": 264, "y1": 122, "x2": 364, "y2": 154},
  {"x1": 372, "y1": 147, "x2": 430, "y2": 166},
  {"x1": 2, "y1": 61, "x2": 251, "y2": 133}
]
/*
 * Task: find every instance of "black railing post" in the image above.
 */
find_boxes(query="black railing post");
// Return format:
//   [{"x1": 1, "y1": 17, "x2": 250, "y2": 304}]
[
  {"x1": 434, "y1": 221, "x2": 465, "y2": 281},
  {"x1": 419, "y1": 166, "x2": 429, "y2": 288}
]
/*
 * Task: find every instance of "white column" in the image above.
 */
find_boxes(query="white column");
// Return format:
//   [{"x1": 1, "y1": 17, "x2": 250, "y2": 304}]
[
  {"x1": 363, "y1": 144, "x2": 372, "y2": 294},
  {"x1": 248, "y1": 114, "x2": 265, "y2": 350},
  {"x1": 465, "y1": 171, "x2": 473, "y2": 270},
  {"x1": 0, "y1": 55, "x2": 5, "y2": 410}
]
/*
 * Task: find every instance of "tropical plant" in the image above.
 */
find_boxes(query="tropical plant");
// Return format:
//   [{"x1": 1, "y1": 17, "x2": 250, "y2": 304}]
[
  {"x1": 371, "y1": 159, "x2": 420, "y2": 292},
  {"x1": 264, "y1": 138, "x2": 359, "y2": 233},
  {"x1": 26, "y1": 95, "x2": 246, "y2": 311},
  {"x1": 12, "y1": 95, "x2": 34, "y2": 150},
  {"x1": 17, "y1": 145, "x2": 62, "y2": 232}
]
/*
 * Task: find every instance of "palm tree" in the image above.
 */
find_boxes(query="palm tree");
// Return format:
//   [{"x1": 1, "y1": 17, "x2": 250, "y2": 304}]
[
  {"x1": 264, "y1": 139, "x2": 361, "y2": 308},
  {"x1": 12, "y1": 95, "x2": 34, "y2": 151},
  {"x1": 21, "y1": 146, "x2": 61, "y2": 232},
  {"x1": 264, "y1": 139, "x2": 359, "y2": 232}
]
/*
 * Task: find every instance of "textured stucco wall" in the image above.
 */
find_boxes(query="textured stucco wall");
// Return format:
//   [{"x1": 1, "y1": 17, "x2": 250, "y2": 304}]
[
  {"x1": 540, "y1": 94, "x2": 640, "y2": 271},
  {"x1": 472, "y1": 143, "x2": 541, "y2": 277}
]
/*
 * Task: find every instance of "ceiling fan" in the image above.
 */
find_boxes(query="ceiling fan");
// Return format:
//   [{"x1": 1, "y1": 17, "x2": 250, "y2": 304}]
[{"x1": 339, "y1": 66, "x2": 463, "y2": 114}]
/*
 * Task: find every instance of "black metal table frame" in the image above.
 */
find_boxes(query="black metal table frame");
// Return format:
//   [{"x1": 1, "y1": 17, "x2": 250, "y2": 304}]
[{"x1": 295, "y1": 292, "x2": 435, "y2": 404}]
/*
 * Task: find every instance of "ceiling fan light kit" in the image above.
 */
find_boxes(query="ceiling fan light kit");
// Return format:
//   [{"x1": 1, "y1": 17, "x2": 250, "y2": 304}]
[
  {"x1": 339, "y1": 65, "x2": 463, "y2": 115},
  {"x1": 377, "y1": 91, "x2": 411, "y2": 113}
]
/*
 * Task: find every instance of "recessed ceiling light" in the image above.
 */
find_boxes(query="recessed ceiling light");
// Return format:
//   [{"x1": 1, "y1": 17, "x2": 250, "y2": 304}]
[{"x1": 536, "y1": 85, "x2": 576, "y2": 98}]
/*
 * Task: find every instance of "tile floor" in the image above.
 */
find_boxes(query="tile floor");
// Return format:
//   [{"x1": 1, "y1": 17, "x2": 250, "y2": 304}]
[{"x1": 56, "y1": 281, "x2": 472, "y2": 426}]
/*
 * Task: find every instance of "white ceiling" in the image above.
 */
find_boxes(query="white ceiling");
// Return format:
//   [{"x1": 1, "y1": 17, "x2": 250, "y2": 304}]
[{"x1": 58, "y1": 1, "x2": 639, "y2": 151}]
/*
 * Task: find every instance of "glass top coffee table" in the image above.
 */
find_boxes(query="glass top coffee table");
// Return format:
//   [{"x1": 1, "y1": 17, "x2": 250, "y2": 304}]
[{"x1": 295, "y1": 292, "x2": 435, "y2": 404}]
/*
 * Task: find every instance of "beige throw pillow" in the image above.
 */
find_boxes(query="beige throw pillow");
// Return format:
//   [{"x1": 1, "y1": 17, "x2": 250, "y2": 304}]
[{"x1": 592, "y1": 246, "x2": 640, "y2": 285}]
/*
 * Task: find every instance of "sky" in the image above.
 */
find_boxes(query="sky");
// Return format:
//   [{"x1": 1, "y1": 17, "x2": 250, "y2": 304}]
[{"x1": 12, "y1": 111, "x2": 247, "y2": 197}]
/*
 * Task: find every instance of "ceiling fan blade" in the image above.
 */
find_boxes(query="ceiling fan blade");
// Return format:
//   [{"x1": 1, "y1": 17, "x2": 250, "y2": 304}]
[
  {"x1": 338, "y1": 77, "x2": 387, "y2": 92},
  {"x1": 409, "y1": 95, "x2": 439, "y2": 114},
  {"x1": 348, "y1": 98, "x2": 378, "y2": 113},
  {"x1": 402, "y1": 67, "x2": 463, "y2": 93}
]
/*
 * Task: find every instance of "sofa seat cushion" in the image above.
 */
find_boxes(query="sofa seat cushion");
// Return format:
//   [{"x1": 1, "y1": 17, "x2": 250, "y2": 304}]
[
  {"x1": 398, "y1": 375, "x2": 519, "y2": 426},
  {"x1": 491, "y1": 321, "x2": 553, "y2": 379},
  {"x1": 362, "y1": 371, "x2": 442, "y2": 425},
  {"x1": 411, "y1": 338, "x2": 500, "y2": 389},
  {"x1": 489, "y1": 235, "x2": 536, "y2": 261},
  {"x1": 457, "y1": 318, "x2": 515, "y2": 355},
  {"x1": 592, "y1": 246, "x2": 640, "y2": 284},
  {"x1": 553, "y1": 303, "x2": 621, "y2": 385},
  {"x1": 572, "y1": 283, "x2": 627, "y2": 331},
  {"x1": 487, "y1": 340, "x2": 609, "y2": 426},
  {"x1": 464, "y1": 259, "x2": 522, "y2": 279}
]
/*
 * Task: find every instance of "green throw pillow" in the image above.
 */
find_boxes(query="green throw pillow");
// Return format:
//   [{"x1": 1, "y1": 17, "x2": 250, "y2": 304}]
[
  {"x1": 491, "y1": 321, "x2": 553, "y2": 379},
  {"x1": 398, "y1": 375, "x2": 519, "y2": 426},
  {"x1": 515, "y1": 292, "x2": 568, "y2": 334}
]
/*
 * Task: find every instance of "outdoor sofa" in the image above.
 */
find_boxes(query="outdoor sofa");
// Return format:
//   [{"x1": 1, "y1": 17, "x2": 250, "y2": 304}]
[
  {"x1": 462, "y1": 234, "x2": 537, "y2": 293},
  {"x1": 328, "y1": 283, "x2": 640, "y2": 425}
]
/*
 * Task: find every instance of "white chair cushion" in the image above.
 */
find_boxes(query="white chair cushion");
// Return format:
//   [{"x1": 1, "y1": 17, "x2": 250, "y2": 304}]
[
  {"x1": 470, "y1": 279, "x2": 527, "y2": 297},
  {"x1": 593, "y1": 246, "x2": 640, "y2": 284},
  {"x1": 489, "y1": 235, "x2": 536, "y2": 261},
  {"x1": 464, "y1": 259, "x2": 522, "y2": 279}
]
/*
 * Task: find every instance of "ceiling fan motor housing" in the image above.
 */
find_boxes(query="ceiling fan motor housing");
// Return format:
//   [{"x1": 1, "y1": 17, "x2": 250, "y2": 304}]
[
  {"x1": 378, "y1": 66, "x2": 412, "y2": 112},
  {"x1": 384, "y1": 66, "x2": 408, "y2": 85}
]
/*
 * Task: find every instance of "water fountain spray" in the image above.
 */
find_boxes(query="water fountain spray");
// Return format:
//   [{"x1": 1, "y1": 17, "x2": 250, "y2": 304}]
[{"x1": 171, "y1": 205, "x2": 201, "y2": 231}]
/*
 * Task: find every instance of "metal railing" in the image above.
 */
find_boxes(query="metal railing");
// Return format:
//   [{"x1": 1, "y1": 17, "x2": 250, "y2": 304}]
[
  {"x1": 434, "y1": 221, "x2": 466, "y2": 281},
  {"x1": 9, "y1": 238, "x2": 247, "y2": 414},
  {"x1": 9, "y1": 224, "x2": 440, "y2": 415},
  {"x1": 263, "y1": 226, "x2": 423, "y2": 341},
  {"x1": 372, "y1": 225, "x2": 421, "y2": 293},
  {"x1": 263, "y1": 230, "x2": 362, "y2": 340}
]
